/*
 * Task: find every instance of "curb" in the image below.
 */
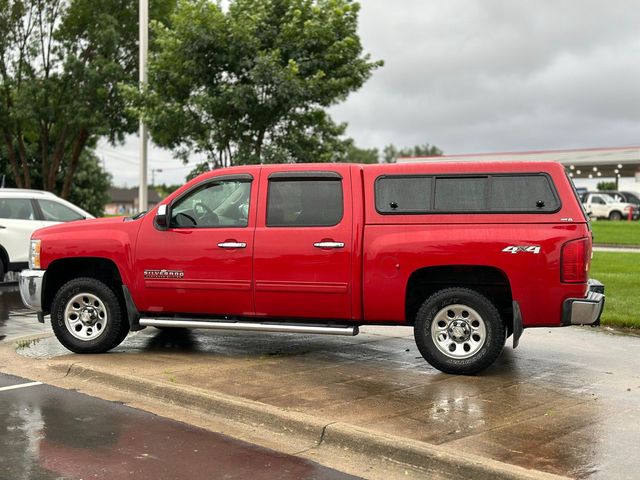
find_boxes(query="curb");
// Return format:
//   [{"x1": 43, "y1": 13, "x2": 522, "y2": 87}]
[
  {"x1": 49, "y1": 362, "x2": 568, "y2": 480},
  {"x1": 593, "y1": 243, "x2": 640, "y2": 250}
]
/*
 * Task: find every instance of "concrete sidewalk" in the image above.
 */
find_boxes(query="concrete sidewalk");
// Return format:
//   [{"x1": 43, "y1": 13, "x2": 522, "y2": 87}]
[{"x1": 3, "y1": 325, "x2": 638, "y2": 479}]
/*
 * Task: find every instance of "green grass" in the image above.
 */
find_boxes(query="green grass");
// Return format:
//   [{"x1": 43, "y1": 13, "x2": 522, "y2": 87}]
[
  {"x1": 590, "y1": 221, "x2": 640, "y2": 246},
  {"x1": 591, "y1": 252, "x2": 640, "y2": 328}
]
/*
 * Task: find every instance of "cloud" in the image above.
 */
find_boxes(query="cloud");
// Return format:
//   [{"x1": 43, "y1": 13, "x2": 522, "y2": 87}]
[
  {"x1": 331, "y1": 0, "x2": 640, "y2": 154},
  {"x1": 105, "y1": 0, "x2": 640, "y2": 185}
]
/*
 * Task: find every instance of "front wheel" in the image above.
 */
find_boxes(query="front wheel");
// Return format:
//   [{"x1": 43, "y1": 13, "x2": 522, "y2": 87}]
[
  {"x1": 414, "y1": 288, "x2": 505, "y2": 375},
  {"x1": 51, "y1": 277, "x2": 128, "y2": 353}
]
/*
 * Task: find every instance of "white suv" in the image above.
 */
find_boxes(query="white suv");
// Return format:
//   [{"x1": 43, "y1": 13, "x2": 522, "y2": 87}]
[{"x1": 0, "y1": 189, "x2": 93, "y2": 277}]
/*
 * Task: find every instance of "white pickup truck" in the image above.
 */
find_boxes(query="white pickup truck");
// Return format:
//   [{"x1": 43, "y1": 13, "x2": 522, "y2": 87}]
[{"x1": 581, "y1": 192, "x2": 639, "y2": 221}]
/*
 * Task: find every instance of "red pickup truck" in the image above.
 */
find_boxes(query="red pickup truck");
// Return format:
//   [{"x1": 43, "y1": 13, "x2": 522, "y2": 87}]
[{"x1": 19, "y1": 161, "x2": 604, "y2": 374}]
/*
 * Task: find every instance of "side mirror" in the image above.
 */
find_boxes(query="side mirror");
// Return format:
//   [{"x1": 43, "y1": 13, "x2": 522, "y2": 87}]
[{"x1": 155, "y1": 204, "x2": 168, "y2": 229}]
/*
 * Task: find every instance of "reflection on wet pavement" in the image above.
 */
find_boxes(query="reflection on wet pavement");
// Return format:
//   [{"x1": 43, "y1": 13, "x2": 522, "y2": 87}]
[
  {"x1": 0, "y1": 374, "x2": 358, "y2": 480},
  {"x1": 3, "y1": 286, "x2": 640, "y2": 479},
  {"x1": 0, "y1": 286, "x2": 48, "y2": 341}
]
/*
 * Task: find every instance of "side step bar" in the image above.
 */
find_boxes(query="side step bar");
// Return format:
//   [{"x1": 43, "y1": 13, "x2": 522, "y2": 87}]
[{"x1": 139, "y1": 318, "x2": 359, "y2": 336}]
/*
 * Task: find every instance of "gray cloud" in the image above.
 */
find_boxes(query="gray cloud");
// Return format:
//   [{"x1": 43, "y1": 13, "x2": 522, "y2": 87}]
[
  {"x1": 106, "y1": 0, "x2": 640, "y2": 185},
  {"x1": 332, "y1": 0, "x2": 640, "y2": 153}
]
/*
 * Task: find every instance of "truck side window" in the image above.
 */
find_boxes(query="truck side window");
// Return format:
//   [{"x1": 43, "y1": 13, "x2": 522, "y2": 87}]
[
  {"x1": 376, "y1": 174, "x2": 560, "y2": 213},
  {"x1": 267, "y1": 179, "x2": 343, "y2": 227},
  {"x1": 434, "y1": 177, "x2": 488, "y2": 212},
  {"x1": 489, "y1": 176, "x2": 559, "y2": 211},
  {"x1": 170, "y1": 179, "x2": 251, "y2": 228},
  {"x1": 375, "y1": 177, "x2": 431, "y2": 213}
]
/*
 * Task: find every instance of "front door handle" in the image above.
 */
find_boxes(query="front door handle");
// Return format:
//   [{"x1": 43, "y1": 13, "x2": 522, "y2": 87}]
[
  {"x1": 313, "y1": 241, "x2": 345, "y2": 249},
  {"x1": 0, "y1": 225, "x2": 5, "y2": 229},
  {"x1": 218, "y1": 242, "x2": 247, "y2": 249}
]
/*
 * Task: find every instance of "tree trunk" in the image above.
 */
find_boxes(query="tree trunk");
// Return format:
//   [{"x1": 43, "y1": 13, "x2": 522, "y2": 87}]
[
  {"x1": 61, "y1": 128, "x2": 89, "y2": 198},
  {"x1": 3, "y1": 131, "x2": 23, "y2": 188},
  {"x1": 255, "y1": 128, "x2": 266, "y2": 164},
  {"x1": 41, "y1": 123, "x2": 50, "y2": 190},
  {"x1": 17, "y1": 134, "x2": 31, "y2": 188},
  {"x1": 48, "y1": 126, "x2": 68, "y2": 190}
]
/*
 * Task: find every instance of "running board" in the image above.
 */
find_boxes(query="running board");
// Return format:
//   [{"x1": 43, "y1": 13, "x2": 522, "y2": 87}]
[{"x1": 139, "y1": 318, "x2": 359, "y2": 336}]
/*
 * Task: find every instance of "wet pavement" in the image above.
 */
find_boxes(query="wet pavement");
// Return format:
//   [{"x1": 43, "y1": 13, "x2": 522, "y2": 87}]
[
  {"x1": 0, "y1": 370, "x2": 358, "y2": 480},
  {"x1": 2, "y1": 286, "x2": 640, "y2": 479},
  {"x1": 0, "y1": 283, "x2": 48, "y2": 342},
  {"x1": 0, "y1": 288, "x2": 357, "y2": 480}
]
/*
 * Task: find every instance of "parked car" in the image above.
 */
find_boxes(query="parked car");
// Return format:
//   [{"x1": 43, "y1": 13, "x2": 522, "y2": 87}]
[
  {"x1": 19, "y1": 162, "x2": 604, "y2": 375},
  {"x1": 605, "y1": 191, "x2": 640, "y2": 208},
  {"x1": 0, "y1": 189, "x2": 93, "y2": 277},
  {"x1": 581, "y1": 191, "x2": 639, "y2": 221}
]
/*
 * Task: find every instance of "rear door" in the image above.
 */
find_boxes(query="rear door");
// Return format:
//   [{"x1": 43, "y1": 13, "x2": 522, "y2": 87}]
[{"x1": 253, "y1": 166, "x2": 353, "y2": 320}]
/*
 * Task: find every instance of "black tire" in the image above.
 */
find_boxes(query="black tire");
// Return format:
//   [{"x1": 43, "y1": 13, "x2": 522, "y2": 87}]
[
  {"x1": 50, "y1": 277, "x2": 127, "y2": 353},
  {"x1": 414, "y1": 287, "x2": 505, "y2": 375},
  {"x1": 609, "y1": 211, "x2": 623, "y2": 221},
  {"x1": 0, "y1": 257, "x2": 5, "y2": 282}
]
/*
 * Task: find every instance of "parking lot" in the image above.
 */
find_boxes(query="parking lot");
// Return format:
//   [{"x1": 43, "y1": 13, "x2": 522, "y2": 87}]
[{"x1": 2, "y1": 285, "x2": 639, "y2": 479}]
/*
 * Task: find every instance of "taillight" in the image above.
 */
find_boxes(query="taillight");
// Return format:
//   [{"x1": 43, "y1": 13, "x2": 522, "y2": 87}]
[{"x1": 561, "y1": 238, "x2": 590, "y2": 283}]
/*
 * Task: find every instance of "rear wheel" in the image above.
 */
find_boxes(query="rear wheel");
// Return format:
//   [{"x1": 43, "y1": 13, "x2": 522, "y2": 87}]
[
  {"x1": 609, "y1": 211, "x2": 623, "y2": 221},
  {"x1": 414, "y1": 288, "x2": 505, "y2": 375},
  {"x1": 51, "y1": 277, "x2": 127, "y2": 353}
]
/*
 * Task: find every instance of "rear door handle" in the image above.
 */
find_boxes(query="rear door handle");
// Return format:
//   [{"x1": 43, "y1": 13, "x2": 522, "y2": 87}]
[
  {"x1": 218, "y1": 242, "x2": 247, "y2": 249},
  {"x1": 313, "y1": 241, "x2": 345, "y2": 249},
  {"x1": 0, "y1": 225, "x2": 5, "y2": 229}
]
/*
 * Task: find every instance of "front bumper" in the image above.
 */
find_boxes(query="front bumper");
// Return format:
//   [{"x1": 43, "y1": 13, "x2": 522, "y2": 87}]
[
  {"x1": 562, "y1": 279, "x2": 605, "y2": 326},
  {"x1": 19, "y1": 269, "x2": 45, "y2": 312}
]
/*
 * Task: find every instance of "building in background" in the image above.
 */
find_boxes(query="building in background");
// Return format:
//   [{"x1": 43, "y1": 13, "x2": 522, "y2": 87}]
[
  {"x1": 399, "y1": 146, "x2": 640, "y2": 191},
  {"x1": 105, "y1": 187, "x2": 162, "y2": 216}
]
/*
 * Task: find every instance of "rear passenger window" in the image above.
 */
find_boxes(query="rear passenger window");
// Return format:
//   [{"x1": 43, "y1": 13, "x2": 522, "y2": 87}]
[
  {"x1": 267, "y1": 178, "x2": 343, "y2": 227},
  {"x1": 375, "y1": 174, "x2": 559, "y2": 214}
]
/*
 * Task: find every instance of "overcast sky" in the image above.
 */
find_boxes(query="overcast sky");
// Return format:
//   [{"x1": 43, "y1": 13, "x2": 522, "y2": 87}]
[{"x1": 104, "y1": 0, "x2": 640, "y2": 187}]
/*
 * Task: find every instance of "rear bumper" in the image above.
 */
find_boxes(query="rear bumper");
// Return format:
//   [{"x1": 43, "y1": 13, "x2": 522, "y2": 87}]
[{"x1": 562, "y1": 279, "x2": 605, "y2": 326}]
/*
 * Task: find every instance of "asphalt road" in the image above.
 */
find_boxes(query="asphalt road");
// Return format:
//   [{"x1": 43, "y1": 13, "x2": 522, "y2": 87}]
[{"x1": 0, "y1": 286, "x2": 358, "y2": 480}]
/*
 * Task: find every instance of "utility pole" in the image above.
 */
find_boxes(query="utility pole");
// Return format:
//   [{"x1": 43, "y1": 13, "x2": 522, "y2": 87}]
[
  {"x1": 138, "y1": 0, "x2": 149, "y2": 213},
  {"x1": 151, "y1": 168, "x2": 163, "y2": 185}
]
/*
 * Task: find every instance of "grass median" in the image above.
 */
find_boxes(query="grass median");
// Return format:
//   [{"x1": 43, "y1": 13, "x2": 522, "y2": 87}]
[
  {"x1": 591, "y1": 221, "x2": 640, "y2": 246},
  {"x1": 590, "y1": 252, "x2": 640, "y2": 328}
]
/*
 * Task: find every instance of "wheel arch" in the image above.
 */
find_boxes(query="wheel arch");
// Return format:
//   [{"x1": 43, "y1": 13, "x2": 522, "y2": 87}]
[
  {"x1": 43, "y1": 257, "x2": 125, "y2": 314},
  {"x1": 405, "y1": 264, "x2": 513, "y2": 330}
]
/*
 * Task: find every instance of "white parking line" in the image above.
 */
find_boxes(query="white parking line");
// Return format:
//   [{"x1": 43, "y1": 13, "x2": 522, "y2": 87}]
[{"x1": 0, "y1": 381, "x2": 43, "y2": 392}]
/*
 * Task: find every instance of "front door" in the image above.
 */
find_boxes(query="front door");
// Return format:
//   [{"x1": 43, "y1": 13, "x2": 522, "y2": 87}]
[
  {"x1": 253, "y1": 167, "x2": 353, "y2": 320},
  {"x1": 135, "y1": 172, "x2": 257, "y2": 316}
]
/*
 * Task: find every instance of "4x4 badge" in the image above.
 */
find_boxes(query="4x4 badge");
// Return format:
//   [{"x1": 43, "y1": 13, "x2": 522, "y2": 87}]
[{"x1": 502, "y1": 245, "x2": 541, "y2": 254}]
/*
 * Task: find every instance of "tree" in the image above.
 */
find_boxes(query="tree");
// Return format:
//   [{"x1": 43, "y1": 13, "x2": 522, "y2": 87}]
[
  {"x1": 382, "y1": 143, "x2": 443, "y2": 163},
  {"x1": 342, "y1": 138, "x2": 378, "y2": 164},
  {"x1": 1, "y1": 148, "x2": 111, "y2": 216},
  {"x1": 596, "y1": 181, "x2": 616, "y2": 191},
  {"x1": 64, "y1": 153, "x2": 112, "y2": 217},
  {"x1": 0, "y1": 0, "x2": 175, "y2": 197},
  {"x1": 136, "y1": 0, "x2": 382, "y2": 173}
]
